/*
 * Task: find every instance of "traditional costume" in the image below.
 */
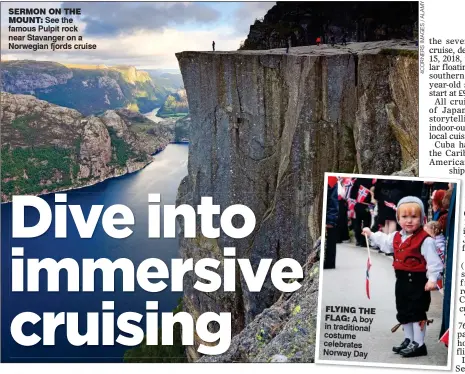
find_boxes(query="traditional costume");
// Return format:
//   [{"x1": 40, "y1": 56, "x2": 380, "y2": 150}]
[{"x1": 368, "y1": 196, "x2": 443, "y2": 358}]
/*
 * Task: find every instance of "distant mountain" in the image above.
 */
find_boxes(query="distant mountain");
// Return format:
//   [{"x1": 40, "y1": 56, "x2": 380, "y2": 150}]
[
  {"x1": 0, "y1": 61, "x2": 179, "y2": 115},
  {"x1": 145, "y1": 69, "x2": 184, "y2": 91},
  {"x1": 1, "y1": 92, "x2": 173, "y2": 202},
  {"x1": 240, "y1": 1, "x2": 418, "y2": 50},
  {"x1": 158, "y1": 89, "x2": 189, "y2": 118}
]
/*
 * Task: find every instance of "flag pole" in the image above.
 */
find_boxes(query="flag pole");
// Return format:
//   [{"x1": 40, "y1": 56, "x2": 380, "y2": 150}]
[
  {"x1": 365, "y1": 233, "x2": 371, "y2": 262},
  {"x1": 365, "y1": 233, "x2": 372, "y2": 299}
]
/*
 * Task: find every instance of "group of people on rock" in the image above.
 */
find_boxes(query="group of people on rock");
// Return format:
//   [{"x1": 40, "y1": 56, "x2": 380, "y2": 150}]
[
  {"x1": 285, "y1": 33, "x2": 348, "y2": 53},
  {"x1": 325, "y1": 175, "x2": 457, "y2": 358},
  {"x1": 316, "y1": 33, "x2": 347, "y2": 46}
]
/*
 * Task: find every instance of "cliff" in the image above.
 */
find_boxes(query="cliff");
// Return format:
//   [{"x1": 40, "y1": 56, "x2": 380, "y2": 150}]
[
  {"x1": 175, "y1": 40, "x2": 418, "y2": 361},
  {"x1": 241, "y1": 1, "x2": 418, "y2": 50},
  {"x1": 1, "y1": 93, "x2": 172, "y2": 202},
  {"x1": 0, "y1": 61, "x2": 178, "y2": 115}
]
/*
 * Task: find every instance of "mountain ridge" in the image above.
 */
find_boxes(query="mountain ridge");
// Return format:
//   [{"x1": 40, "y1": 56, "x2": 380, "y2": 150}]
[
  {"x1": 1, "y1": 92, "x2": 174, "y2": 202},
  {"x1": 0, "y1": 60, "x2": 183, "y2": 115}
]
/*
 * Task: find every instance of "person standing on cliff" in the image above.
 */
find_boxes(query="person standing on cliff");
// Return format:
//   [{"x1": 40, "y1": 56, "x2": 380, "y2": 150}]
[
  {"x1": 316, "y1": 36, "x2": 321, "y2": 46},
  {"x1": 286, "y1": 37, "x2": 291, "y2": 53},
  {"x1": 342, "y1": 33, "x2": 347, "y2": 46},
  {"x1": 212, "y1": 41, "x2": 215, "y2": 51}
]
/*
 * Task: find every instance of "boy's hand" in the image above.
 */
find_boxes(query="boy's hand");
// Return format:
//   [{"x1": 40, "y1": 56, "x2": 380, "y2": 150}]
[
  {"x1": 425, "y1": 280, "x2": 437, "y2": 291},
  {"x1": 362, "y1": 227, "x2": 372, "y2": 237}
]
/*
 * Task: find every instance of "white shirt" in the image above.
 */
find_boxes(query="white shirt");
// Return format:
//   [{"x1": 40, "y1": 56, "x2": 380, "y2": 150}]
[{"x1": 370, "y1": 230, "x2": 443, "y2": 282}]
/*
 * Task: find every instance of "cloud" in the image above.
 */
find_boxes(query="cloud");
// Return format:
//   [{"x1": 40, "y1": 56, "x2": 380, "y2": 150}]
[
  {"x1": 2, "y1": 27, "x2": 242, "y2": 69},
  {"x1": 63, "y1": 2, "x2": 221, "y2": 36},
  {"x1": 1, "y1": 2, "x2": 276, "y2": 69},
  {"x1": 232, "y1": 2, "x2": 275, "y2": 37}
]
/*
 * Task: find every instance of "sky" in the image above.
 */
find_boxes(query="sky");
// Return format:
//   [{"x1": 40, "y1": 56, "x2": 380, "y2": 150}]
[{"x1": 1, "y1": 1, "x2": 275, "y2": 69}]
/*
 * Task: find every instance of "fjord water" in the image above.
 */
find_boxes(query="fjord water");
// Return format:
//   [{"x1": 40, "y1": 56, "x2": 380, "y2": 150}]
[{"x1": 1, "y1": 144, "x2": 188, "y2": 362}]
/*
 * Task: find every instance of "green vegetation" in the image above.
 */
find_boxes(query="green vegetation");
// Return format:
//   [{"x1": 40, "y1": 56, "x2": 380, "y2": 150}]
[
  {"x1": 126, "y1": 102, "x2": 140, "y2": 112},
  {"x1": 11, "y1": 114, "x2": 41, "y2": 145},
  {"x1": 158, "y1": 92, "x2": 189, "y2": 117},
  {"x1": 123, "y1": 299, "x2": 188, "y2": 363},
  {"x1": 107, "y1": 127, "x2": 146, "y2": 165},
  {"x1": 107, "y1": 128, "x2": 133, "y2": 167},
  {"x1": 1, "y1": 145, "x2": 77, "y2": 196},
  {"x1": 292, "y1": 305, "x2": 301, "y2": 316}
]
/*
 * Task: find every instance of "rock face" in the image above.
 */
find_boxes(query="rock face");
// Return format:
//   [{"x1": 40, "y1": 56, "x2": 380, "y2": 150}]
[
  {"x1": 241, "y1": 2, "x2": 418, "y2": 50},
  {"x1": 1, "y1": 93, "x2": 173, "y2": 202},
  {"x1": 0, "y1": 61, "x2": 176, "y2": 115},
  {"x1": 199, "y1": 241, "x2": 321, "y2": 363},
  {"x1": 175, "y1": 40, "x2": 418, "y2": 361}
]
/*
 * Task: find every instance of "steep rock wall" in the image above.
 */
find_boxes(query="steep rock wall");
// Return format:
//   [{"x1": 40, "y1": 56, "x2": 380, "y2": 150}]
[{"x1": 175, "y1": 40, "x2": 418, "y2": 361}]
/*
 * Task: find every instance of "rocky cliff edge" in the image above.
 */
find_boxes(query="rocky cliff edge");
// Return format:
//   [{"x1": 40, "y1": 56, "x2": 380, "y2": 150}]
[{"x1": 175, "y1": 40, "x2": 418, "y2": 361}]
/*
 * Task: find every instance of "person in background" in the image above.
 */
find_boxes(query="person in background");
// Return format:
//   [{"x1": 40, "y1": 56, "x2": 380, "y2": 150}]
[
  {"x1": 330, "y1": 35, "x2": 335, "y2": 46},
  {"x1": 374, "y1": 179, "x2": 405, "y2": 235},
  {"x1": 424, "y1": 221, "x2": 446, "y2": 264},
  {"x1": 324, "y1": 176, "x2": 339, "y2": 269},
  {"x1": 440, "y1": 184, "x2": 456, "y2": 343},
  {"x1": 350, "y1": 178, "x2": 374, "y2": 246},
  {"x1": 286, "y1": 37, "x2": 291, "y2": 54},
  {"x1": 421, "y1": 181, "x2": 449, "y2": 218},
  {"x1": 431, "y1": 189, "x2": 446, "y2": 222},
  {"x1": 212, "y1": 41, "x2": 215, "y2": 51},
  {"x1": 438, "y1": 188, "x2": 453, "y2": 234},
  {"x1": 336, "y1": 177, "x2": 350, "y2": 243},
  {"x1": 342, "y1": 33, "x2": 347, "y2": 46},
  {"x1": 316, "y1": 36, "x2": 321, "y2": 46}
]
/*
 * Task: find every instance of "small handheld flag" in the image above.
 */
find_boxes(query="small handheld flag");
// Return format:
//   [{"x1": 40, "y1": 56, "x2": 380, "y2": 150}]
[
  {"x1": 357, "y1": 185, "x2": 370, "y2": 203},
  {"x1": 347, "y1": 198, "x2": 356, "y2": 219},
  {"x1": 365, "y1": 235, "x2": 372, "y2": 299},
  {"x1": 384, "y1": 201, "x2": 397, "y2": 211},
  {"x1": 439, "y1": 329, "x2": 449, "y2": 346}
]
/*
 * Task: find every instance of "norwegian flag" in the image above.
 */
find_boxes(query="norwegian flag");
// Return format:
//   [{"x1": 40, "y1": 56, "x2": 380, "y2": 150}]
[
  {"x1": 384, "y1": 201, "x2": 397, "y2": 211},
  {"x1": 357, "y1": 185, "x2": 370, "y2": 203},
  {"x1": 366, "y1": 257, "x2": 372, "y2": 299},
  {"x1": 439, "y1": 329, "x2": 449, "y2": 346},
  {"x1": 347, "y1": 198, "x2": 356, "y2": 219}
]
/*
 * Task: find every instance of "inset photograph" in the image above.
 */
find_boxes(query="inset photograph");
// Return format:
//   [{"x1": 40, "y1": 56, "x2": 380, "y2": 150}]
[{"x1": 316, "y1": 174, "x2": 460, "y2": 369}]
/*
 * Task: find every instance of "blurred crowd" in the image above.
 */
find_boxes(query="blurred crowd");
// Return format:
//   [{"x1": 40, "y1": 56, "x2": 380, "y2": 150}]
[{"x1": 325, "y1": 177, "x2": 455, "y2": 269}]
